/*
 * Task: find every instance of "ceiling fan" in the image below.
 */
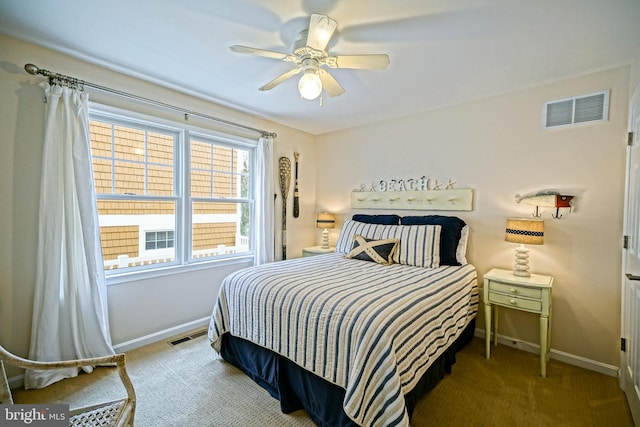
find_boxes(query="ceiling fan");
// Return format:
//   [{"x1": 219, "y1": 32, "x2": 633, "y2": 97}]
[{"x1": 230, "y1": 14, "x2": 390, "y2": 101}]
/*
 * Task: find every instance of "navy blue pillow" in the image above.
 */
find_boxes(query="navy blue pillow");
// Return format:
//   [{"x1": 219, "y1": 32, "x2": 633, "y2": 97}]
[
  {"x1": 346, "y1": 236, "x2": 399, "y2": 265},
  {"x1": 352, "y1": 214, "x2": 401, "y2": 225},
  {"x1": 400, "y1": 215, "x2": 466, "y2": 266}
]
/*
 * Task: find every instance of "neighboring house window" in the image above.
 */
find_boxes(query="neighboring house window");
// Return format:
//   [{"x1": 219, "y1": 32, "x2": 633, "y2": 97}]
[
  {"x1": 145, "y1": 230, "x2": 174, "y2": 250},
  {"x1": 89, "y1": 109, "x2": 254, "y2": 276}
]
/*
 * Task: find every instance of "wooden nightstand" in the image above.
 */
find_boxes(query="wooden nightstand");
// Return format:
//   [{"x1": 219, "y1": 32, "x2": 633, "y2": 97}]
[
  {"x1": 302, "y1": 246, "x2": 335, "y2": 257},
  {"x1": 483, "y1": 268, "x2": 554, "y2": 377}
]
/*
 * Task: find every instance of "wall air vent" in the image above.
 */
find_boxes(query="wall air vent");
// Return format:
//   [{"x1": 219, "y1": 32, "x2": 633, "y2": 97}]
[{"x1": 543, "y1": 90, "x2": 609, "y2": 128}]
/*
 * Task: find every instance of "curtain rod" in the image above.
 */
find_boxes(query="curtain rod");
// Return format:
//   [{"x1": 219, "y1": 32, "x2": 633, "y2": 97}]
[{"x1": 24, "y1": 63, "x2": 277, "y2": 139}]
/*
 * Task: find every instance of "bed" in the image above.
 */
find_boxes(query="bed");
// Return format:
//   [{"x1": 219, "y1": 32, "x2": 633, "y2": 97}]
[{"x1": 208, "y1": 215, "x2": 478, "y2": 427}]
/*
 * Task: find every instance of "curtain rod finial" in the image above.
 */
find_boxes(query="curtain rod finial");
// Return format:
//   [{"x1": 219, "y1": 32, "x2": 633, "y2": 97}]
[{"x1": 24, "y1": 63, "x2": 40, "y2": 75}]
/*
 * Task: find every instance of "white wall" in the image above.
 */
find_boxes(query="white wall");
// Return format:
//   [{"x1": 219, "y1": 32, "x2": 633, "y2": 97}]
[
  {"x1": 316, "y1": 66, "x2": 631, "y2": 368},
  {"x1": 631, "y1": 47, "x2": 640, "y2": 99},
  {"x1": 0, "y1": 35, "x2": 317, "y2": 361}
]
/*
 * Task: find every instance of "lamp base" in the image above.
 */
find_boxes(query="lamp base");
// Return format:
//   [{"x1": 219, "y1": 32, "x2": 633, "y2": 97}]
[
  {"x1": 512, "y1": 244, "x2": 531, "y2": 277},
  {"x1": 513, "y1": 269, "x2": 531, "y2": 277},
  {"x1": 321, "y1": 229, "x2": 329, "y2": 249}
]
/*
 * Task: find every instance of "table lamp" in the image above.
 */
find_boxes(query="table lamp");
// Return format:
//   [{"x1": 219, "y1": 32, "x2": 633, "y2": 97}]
[
  {"x1": 505, "y1": 218, "x2": 544, "y2": 277},
  {"x1": 316, "y1": 213, "x2": 336, "y2": 249}
]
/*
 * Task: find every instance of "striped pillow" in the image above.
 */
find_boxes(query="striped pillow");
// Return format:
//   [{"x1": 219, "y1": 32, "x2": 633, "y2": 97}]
[
  {"x1": 378, "y1": 224, "x2": 441, "y2": 268},
  {"x1": 335, "y1": 220, "x2": 384, "y2": 254}
]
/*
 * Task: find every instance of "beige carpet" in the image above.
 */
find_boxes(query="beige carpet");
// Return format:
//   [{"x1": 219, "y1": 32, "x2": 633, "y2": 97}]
[
  {"x1": 414, "y1": 338, "x2": 634, "y2": 426},
  {"x1": 13, "y1": 331, "x2": 634, "y2": 426}
]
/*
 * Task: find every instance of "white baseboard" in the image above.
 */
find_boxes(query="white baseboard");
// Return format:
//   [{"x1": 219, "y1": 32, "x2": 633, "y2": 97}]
[
  {"x1": 474, "y1": 328, "x2": 620, "y2": 377},
  {"x1": 112, "y1": 317, "x2": 210, "y2": 353}
]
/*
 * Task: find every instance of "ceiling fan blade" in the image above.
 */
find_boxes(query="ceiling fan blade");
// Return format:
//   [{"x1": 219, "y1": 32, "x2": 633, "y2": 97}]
[
  {"x1": 230, "y1": 45, "x2": 297, "y2": 62},
  {"x1": 306, "y1": 14, "x2": 337, "y2": 51},
  {"x1": 339, "y1": 8, "x2": 497, "y2": 43},
  {"x1": 259, "y1": 67, "x2": 303, "y2": 91},
  {"x1": 318, "y1": 69, "x2": 345, "y2": 97},
  {"x1": 325, "y1": 54, "x2": 390, "y2": 69}
]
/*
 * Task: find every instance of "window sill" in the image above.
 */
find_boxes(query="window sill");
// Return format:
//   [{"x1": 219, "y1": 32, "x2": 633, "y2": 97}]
[{"x1": 105, "y1": 255, "x2": 255, "y2": 286}]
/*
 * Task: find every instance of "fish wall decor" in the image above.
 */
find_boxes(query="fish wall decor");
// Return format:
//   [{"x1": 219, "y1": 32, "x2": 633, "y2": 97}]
[{"x1": 515, "y1": 192, "x2": 574, "y2": 218}]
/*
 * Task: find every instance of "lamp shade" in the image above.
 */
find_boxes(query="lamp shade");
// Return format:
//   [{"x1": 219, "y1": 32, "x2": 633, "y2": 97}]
[
  {"x1": 316, "y1": 213, "x2": 336, "y2": 229},
  {"x1": 505, "y1": 218, "x2": 544, "y2": 245}
]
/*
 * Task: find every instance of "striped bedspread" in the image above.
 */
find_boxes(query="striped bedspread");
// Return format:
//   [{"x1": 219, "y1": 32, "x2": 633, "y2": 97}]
[{"x1": 208, "y1": 253, "x2": 478, "y2": 427}]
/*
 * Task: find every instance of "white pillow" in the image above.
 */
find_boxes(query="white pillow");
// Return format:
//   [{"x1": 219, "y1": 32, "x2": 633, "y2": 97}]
[
  {"x1": 377, "y1": 224, "x2": 441, "y2": 268},
  {"x1": 456, "y1": 225, "x2": 469, "y2": 265}
]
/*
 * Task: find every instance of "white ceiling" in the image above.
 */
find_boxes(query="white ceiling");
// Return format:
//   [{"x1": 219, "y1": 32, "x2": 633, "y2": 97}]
[{"x1": 1, "y1": 0, "x2": 639, "y2": 135}]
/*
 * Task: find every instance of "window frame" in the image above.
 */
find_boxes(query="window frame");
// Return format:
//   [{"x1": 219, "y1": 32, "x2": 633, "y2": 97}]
[
  {"x1": 186, "y1": 131, "x2": 255, "y2": 263},
  {"x1": 89, "y1": 103, "x2": 257, "y2": 285}
]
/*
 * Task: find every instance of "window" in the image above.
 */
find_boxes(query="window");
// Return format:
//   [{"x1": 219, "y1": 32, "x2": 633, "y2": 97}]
[
  {"x1": 89, "y1": 109, "x2": 255, "y2": 275},
  {"x1": 190, "y1": 135, "x2": 252, "y2": 259},
  {"x1": 145, "y1": 231, "x2": 174, "y2": 250}
]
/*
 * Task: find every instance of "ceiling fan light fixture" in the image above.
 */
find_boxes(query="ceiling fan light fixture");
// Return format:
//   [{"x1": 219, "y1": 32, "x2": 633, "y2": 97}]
[{"x1": 298, "y1": 69, "x2": 322, "y2": 100}]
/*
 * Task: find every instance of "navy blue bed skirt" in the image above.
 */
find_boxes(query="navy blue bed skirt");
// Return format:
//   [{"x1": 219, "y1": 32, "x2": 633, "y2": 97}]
[{"x1": 220, "y1": 318, "x2": 476, "y2": 427}]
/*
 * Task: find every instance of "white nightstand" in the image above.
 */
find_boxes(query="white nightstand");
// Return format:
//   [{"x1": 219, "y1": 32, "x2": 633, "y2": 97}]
[
  {"x1": 483, "y1": 268, "x2": 554, "y2": 377},
  {"x1": 302, "y1": 246, "x2": 335, "y2": 257}
]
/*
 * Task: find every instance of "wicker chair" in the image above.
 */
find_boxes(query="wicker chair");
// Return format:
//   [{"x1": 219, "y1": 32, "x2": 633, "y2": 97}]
[{"x1": 0, "y1": 344, "x2": 135, "y2": 427}]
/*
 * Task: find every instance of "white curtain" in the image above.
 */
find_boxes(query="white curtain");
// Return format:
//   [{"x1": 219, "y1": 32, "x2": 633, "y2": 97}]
[
  {"x1": 25, "y1": 83, "x2": 114, "y2": 389},
  {"x1": 254, "y1": 136, "x2": 275, "y2": 265}
]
